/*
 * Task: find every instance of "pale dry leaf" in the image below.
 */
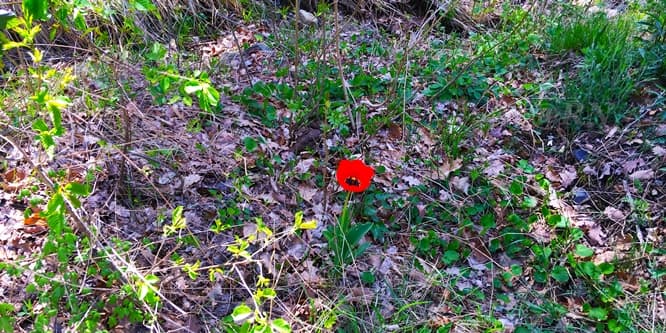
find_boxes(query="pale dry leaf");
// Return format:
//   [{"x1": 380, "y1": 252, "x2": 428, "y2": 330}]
[
  {"x1": 438, "y1": 189, "x2": 452, "y2": 202},
  {"x1": 379, "y1": 257, "x2": 395, "y2": 275},
  {"x1": 295, "y1": 158, "x2": 315, "y2": 174},
  {"x1": 583, "y1": 165, "x2": 597, "y2": 176},
  {"x1": 298, "y1": 9, "x2": 319, "y2": 25},
  {"x1": 430, "y1": 158, "x2": 463, "y2": 180},
  {"x1": 286, "y1": 240, "x2": 307, "y2": 260},
  {"x1": 158, "y1": 171, "x2": 177, "y2": 185},
  {"x1": 623, "y1": 158, "x2": 645, "y2": 173},
  {"x1": 403, "y1": 175, "x2": 422, "y2": 186},
  {"x1": 587, "y1": 225, "x2": 606, "y2": 246},
  {"x1": 182, "y1": 174, "x2": 202, "y2": 189},
  {"x1": 483, "y1": 159, "x2": 504, "y2": 177},
  {"x1": 348, "y1": 287, "x2": 373, "y2": 305},
  {"x1": 451, "y1": 176, "x2": 470, "y2": 194},
  {"x1": 600, "y1": 163, "x2": 613, "y2": 178},
  {"x1": 417, "y1": 127, "x2": 435, "y2": 147},
  {"x1": 560, "y1": 165, "x2": 578, "y2": 188},
  {"x1": 603, "y1": 206, "x2": 626, "y2": 222},
  {"x1": 298, "y1": 184, "x2": 318, "y2": 202},
  {"x1": 629, "y1": 169, "x2": 654, "y2": 180},
  {"x1": 604, "y1": 126, "x2": 618, "y2": 139},
  {"x1": 109, "y1": 201, "x2": 130, "y2": 218},
  {"x1": 242, "y1": 223, "x2": 257, "y2": 239},
  {"x1": 545, "y1": 167, "x2": 560, "y2": 183},
  {"x1": 656, "y1": 124, "x2": 666, "y2": 137},
  {"x1": 653, "y1": 146, "x2": 666, "y2": 157}
]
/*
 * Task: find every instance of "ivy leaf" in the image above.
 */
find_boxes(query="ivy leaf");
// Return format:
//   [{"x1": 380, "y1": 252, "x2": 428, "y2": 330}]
[
  {"x1": 550, "y1": 266, "x2": 569, "y2": 283},
  {"x1": 575, "y1": 244, "x2": 594, "y2": 257}
]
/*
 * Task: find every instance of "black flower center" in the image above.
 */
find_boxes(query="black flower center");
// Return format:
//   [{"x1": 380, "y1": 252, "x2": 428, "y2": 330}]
[{"x1": 345, "y1": 177, "x2": 361, "y2": 187}]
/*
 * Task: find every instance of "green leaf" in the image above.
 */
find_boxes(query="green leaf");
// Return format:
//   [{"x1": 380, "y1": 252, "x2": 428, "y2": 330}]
[
  {"x1": 547, "y1": 214, "x2": 570, "y2": 228},
  {"x1": 294, "y1": 211, "x2": 316, "y2": 230},
  {"x1": 231, "y1": 303, "x2": 254, "y2": 325},
  {"x1": 65, "y1": 182, "x2": 90, "y2": 196},
  {"x1": 522, "y1": 195, "x2": 538, "y2": 208},
  {"x1": 346, "y1": 223, "x2": 372, "y2": 246},
  {"x1": 360, "y1": 271, "x2": 375, "y2": 285},
  {"x1": 598, "y1": 262, "x2": 614, "y2": 275},
  {"x1": 270, "y1": 318, "x2": 291, "y2": 333},
  {"x1": 509, "y1": 180, "x2": 523, "y2": 195},
  {"x1": 32, "y1": 118, "x2": 49, "y2": 132},
  {"x1": 183, "y1": 82, "x2": 203, "y2": 94},
  {"x1": 551, "y1": 266, "x2": 569, "y2": 283},
  {"x1": 480, "y1": 213, "x2": 496, "y2": 229},
  {"x1": 587, "y1": 307, "x2": 608, "y2": 321},
  {"x1": 146, "y1": 42, "x2": 166, "y2": 61},
  {"x1": 575, "y1": 244, "x2": 594, "y2": 257},
  {"x1": 442, "y1": 250, "x2": 460, "y2": 265},
  {"x1": 130, "y1": 0, "x2": 156, "y2": 12},
  {"x1": 243, "y1": 137, "x2": 258, "y2": 152},
  {"x1": 23, "y1": 0, "x2": 49, "y2": 20},
  {"x1": 203, "y1": 86, "x2": 220, "y2": 107}
]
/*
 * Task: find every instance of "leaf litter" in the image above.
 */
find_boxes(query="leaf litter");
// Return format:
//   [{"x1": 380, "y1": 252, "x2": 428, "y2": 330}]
[{"x1": 2, "y1": 4, "x2": 666, "y2": 332}]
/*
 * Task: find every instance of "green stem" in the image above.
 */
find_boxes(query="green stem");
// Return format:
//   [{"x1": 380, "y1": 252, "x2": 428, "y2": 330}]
[{"x1": 340, "y1": 191, "x2": 352, "y2": 231}]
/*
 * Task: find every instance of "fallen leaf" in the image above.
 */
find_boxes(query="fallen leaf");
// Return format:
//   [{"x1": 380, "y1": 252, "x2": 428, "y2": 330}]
[
  {"x1": 653, "y1": 146, "x2": 666, "y2": 157},
  {"x1": 417, "y1": 127, "x2": 435, "y2": 147},
  {"x1": 587, "y1": 225, "x2": 606, "y2": 246},
  {"x1": 298, "y1": 9, "x2": 319, "y2": 25},
  {"x1": 629, "y1": 169, "x2": 654, "y2": 180},
  {"x1": 298, "y1": 185, "x2": 318, "y2": 202},
  {"x1": 403, "y1": 175, "x2": 422, "y2": 186},
  {"x1": 559, "y1": 166, "x2": 578, "y2": 188},
  {"x1": 451, "y1": 176, "x2": 470, "y2": 194},
  {"x1": 623, "y1": 158, "x2": 645, "y2": 173},
  {"x1": 387, "y1": 123, "x2": 402, "y2": 140},
  {"x1": 182, "y1": 174, "x2": 202, "y2": 189},
  {"x1": 24, "y1": 211, "x2": 47, "y2": 227},
  {"x1": 295, "y1": 158, "x2": 315, "y2": 174},
  {"x1": 430, "y1": 158, "x2": 462, "y2": 180},
  {"x1": 603, "y1": 206, "x2": 626, "y2": 222},
  {"x1": 483, "y1": 159, "x2": 504, "y2": 177},
  {"x1": 656, "y1": 124, "x2": 666, "y2": 137}
]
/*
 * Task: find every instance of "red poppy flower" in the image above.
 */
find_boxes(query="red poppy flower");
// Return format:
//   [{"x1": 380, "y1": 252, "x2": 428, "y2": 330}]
[{"x1": 336, "y1": 159, "x2": 374, "y2": 193}]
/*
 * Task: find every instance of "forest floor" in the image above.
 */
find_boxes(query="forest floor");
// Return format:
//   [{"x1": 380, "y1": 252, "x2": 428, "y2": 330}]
[{"x1": 1, "y1": 1, "x2": 665, "y2": 332}]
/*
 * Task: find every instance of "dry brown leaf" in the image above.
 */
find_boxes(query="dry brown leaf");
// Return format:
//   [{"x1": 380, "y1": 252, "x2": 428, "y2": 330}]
[
  {"x1": 430, "y1": 158, "x2": 462, "y2": 180},
  {"x1": 623, "y1": 158, "x2": 645, "y2": 173},
  {"x1": 587, "y1": 225, "x2": 606, "y2": 246},
  {"x1": 653, "y1": 146, "x2": 666, "y2": 157},
  {"x1": 403, "y1": 175, "x2": 422, "y2": 186},
  {"x1": 451, "y1": 176, "x2": 470, "y2": 194},
  {"x1": 298, "y1": 184, "x2": 318, "y2": 202},
  {"x1": 629, "y1": 169, "x2": 654, "y2": 180},
  {"x1": 295, "y1": 158, "x2": 315, "y2": 174},
  {"x1": 417, "y1": 127, "x2": 435, "y2": 147},
  {"x1": 560, "y1": 165, "x2": 578, "y2": 188},
  {"x1": 387, "y1": 123, "x2": 402, "y2": 140},
  {"x1": 182, "y1": 174, "x2": 202, "y2": 189},
  {"x1": 24, "y1": 211, "x2": 47, "y2": 227},
  {"x1": 483, "y1": 159, "x2": 504, "y2": 177},
  {"x1": 656, "y1": 124, "x2": 666, "y2": 137},
  {"x1": 603, "y1": 206, "x2": 626, "y2": 222}
]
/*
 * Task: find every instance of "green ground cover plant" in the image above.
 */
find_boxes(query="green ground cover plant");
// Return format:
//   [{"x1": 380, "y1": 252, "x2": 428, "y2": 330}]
[{"x1": 1, "y1": 0, "x2": 664, "y2": 332}]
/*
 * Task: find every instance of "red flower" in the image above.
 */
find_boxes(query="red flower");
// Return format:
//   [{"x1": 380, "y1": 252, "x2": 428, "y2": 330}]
[{"x1": 336, "y1": 159, "x2": 374, "y2": 193}]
